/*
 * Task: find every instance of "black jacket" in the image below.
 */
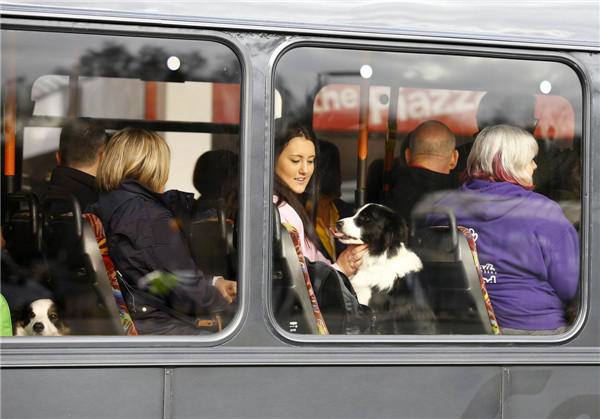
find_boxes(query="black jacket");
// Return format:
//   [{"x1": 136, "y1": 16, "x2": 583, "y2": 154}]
[
  {"x1": 382, "y1": 165, "x2": 459, "y2": 223},
  {"x1": 89, "y1": 180, "x2": 227, "y2": 335},
  {"x1": 44, "y1": 166, "x2": 98, "y2": 216}
]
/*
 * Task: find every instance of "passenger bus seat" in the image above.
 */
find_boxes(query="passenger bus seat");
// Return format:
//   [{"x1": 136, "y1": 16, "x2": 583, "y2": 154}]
[
  {"x1": 3, "y1": 191, "x2": 43, "y2": 265},
  {"x1": 184, "y1": 197, "x2": 237, "y2": 280},
  {"x1": 41, "y1": 193, "x2": 124, "y2": 335},
  {"x1": 410, "y1": 206, "x2": 500, "y2": 335},
  {"x1": 82, "y1": 213, "x2": 138, "y2": 336},
  {"x1": 272, "y1": 206, "x2": 328, "y2": 335}
]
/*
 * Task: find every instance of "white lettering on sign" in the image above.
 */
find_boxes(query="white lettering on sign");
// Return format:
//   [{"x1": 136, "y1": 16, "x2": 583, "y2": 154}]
[
  {"x1": 314, "y1": 84, "x2": 484, "y2": 132},
  {"x1": 340, "y1": 88, "x2": 358, "y2": 109},
  {"x1": 369, "y1": 86, "x2": 391, "y2": 125}
]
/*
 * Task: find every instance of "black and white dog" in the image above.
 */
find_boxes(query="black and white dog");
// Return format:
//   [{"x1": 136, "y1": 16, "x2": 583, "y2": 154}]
[
  {"x1": 332, "y1": 203, "x2": 437, "y2": 334},
  {"x1": 13, "y1": 298, "x2": 71, "y2": 336}
]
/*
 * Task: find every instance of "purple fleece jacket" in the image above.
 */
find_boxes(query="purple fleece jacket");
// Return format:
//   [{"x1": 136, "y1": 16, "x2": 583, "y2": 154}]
[{"x1": 427, "y1": 179, "x2": 579, "y2": 330}]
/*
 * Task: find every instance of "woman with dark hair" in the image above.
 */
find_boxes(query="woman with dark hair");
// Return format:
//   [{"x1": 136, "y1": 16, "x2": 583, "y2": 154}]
[
  {"x1": 274, "y1": 123, "x2": 367, "y2": 278},
  {"x1": 192, "y1": 149, "x2": 239, "y2": 220},
  {"x1": 427, "y1": 125, "x2": 579, "y2": 334}
]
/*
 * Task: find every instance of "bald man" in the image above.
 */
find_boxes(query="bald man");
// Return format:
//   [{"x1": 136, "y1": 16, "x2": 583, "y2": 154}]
[
  {"x1": 382, "y1": 120, "x2": 460, "y2": 222},
  {"x1": 405, "y1": 120, "x2": 459, "y2": 174}
]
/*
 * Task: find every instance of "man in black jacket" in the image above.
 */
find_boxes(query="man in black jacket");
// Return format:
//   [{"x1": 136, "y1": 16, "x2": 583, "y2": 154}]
[
  {"x1": 382, "y1": 120, "x2": 459, "y2": 223},
  {"x1": 44, "y1": 118, "x2": 109, "y2": 216}
]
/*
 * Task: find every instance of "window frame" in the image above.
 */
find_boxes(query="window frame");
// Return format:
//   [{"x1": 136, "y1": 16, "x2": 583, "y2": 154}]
[
  {"x1": 267, "y1": 37, "x2": 591, "y2": 345},
  {"x1": 0, "y1": 19, "x2": 251, "y2": 348}
]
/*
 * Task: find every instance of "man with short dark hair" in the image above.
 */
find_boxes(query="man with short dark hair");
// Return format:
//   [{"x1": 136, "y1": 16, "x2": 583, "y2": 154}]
[
  {"x1": 44, "y1": 117, "x2": 109, "y2": 216},
  {"x1": 383, "y1": 120, "x2": 459, "y2": 222}
]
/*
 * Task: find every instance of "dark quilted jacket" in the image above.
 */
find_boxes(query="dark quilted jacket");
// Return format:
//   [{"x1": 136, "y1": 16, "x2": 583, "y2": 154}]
[{"x1": 89, "y1": 179, "x2": 227, "y2": 335}]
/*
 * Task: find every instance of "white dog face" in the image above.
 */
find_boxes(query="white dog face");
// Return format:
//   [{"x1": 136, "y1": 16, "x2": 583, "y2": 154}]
[
  {"x1": 14, "y1": 298, "x2": 70, "y2": 336},
  {"x1": 333, "y1": 204, "x2": 410, "y2": 253},
  {"x1": 331, "y1": 204, "x2": 372, "y2": 245},
  {"x1": 330, "y1": 204, "x2": 422, "y2": 306}
]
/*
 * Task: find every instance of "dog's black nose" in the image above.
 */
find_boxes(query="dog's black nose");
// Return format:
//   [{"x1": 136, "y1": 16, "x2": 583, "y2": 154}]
[
  {"x1": 336, "y1": 220, "x2": 343, "y2": 229},
  {"x1": 33, "y1": 323, "x2": 44, "y2": 333}
]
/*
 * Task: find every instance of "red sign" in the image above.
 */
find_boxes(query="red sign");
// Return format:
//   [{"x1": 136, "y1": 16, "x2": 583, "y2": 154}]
[
  {"x1": 212, "y1": 83, "x2": 574, "y2": 139},
  {"x1": 313, "y1": 84, "x2": 574, "y2": 139}
]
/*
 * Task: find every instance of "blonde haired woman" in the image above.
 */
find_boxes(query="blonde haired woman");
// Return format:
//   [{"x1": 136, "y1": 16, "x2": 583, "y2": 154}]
[
  {"x1": 427, "y1": 125, "x2": 579, "y2": 334},
  {"x1": 90, "y1": 127, "x2": 236, "y2": 335},
  {"x1": 95, "y1": 127, "x2": 169, "y2": 194}
]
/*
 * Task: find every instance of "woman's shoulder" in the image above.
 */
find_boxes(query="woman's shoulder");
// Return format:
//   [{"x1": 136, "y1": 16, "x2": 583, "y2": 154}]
[
  {"x1": 277, "y1": 200, "x2": 301, "y2": 223},
  {"x1": 526, "y1": 190, "x2": 567, "y2": 215},
  {"x1": 107, "y1": 188, "x2": 170, "y2": 222},
  {"x1": 519, "y1": 192, "x2": 576, "y2": 240},
  {"x1": 92, "y1": 187, "x2": 140, "y2": 218}
]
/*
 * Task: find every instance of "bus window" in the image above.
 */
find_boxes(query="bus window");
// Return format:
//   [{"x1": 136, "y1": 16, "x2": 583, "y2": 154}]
[
  {"x1": 1, "y1": 29, "x2": 241, "y2": 336},
  {"x1": 272, "y1": 46, "x2": 582, "y2": 336}
]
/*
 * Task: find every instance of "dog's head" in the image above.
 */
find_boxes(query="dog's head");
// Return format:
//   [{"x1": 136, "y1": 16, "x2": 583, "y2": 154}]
[
  {"x1": 13, "y1": 298, "x2": 70, "y2": 336},
  {"x1": 333, "y1": 203, "x2": 409, "y2": 257}
]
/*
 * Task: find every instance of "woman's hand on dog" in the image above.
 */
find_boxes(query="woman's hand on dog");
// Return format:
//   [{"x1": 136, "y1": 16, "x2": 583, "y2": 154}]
[{"x1": 338, "y1": 244, "x2": 369, "y2": 278}]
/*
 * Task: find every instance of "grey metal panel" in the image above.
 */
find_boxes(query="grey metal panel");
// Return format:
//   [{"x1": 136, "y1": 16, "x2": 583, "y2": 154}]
[
  {"x1": 506, "y1": 366, "x2": 600, "y2": 419},
  {"x1": 171, "y1": 365, "x2": 501, "y2": 418},
  {"x1": 1, "y1": 367, "x2": 165, "y2": 419},
  {"x1": 1, "y1": 1, "x2": 599, "y2": 50},
  {"x1": 0, "y1": 13, "x2": 597, "y2": 419}
]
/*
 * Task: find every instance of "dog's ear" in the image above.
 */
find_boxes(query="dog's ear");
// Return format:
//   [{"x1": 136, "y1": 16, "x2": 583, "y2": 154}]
[
  {"x1": 12, "y1": 320, "x2": 23, "y2": 335},
  {"x1": 384, "y1": 212, "x2": 408, "y2": 249},
  {"x1": 383, "y1": 221, "x2": 396, "y2": 249},
  {"x1": 396, "y1": 215, "x2": 409, "y2": 243},
  {"x1": 11, "y1": 303, "x2": 29, "y2": 335},
  {"x1": 57, "y1": 323, "x2": 71, "y2": 336},
  {"x1": 11, "y1": 303, "x2": 28, "y2": 324}
]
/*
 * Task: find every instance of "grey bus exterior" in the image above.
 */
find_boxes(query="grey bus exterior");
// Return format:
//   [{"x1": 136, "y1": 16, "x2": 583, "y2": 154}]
[{"x1": 1, "y1": 1, "x2": 599, "y2": 418}]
